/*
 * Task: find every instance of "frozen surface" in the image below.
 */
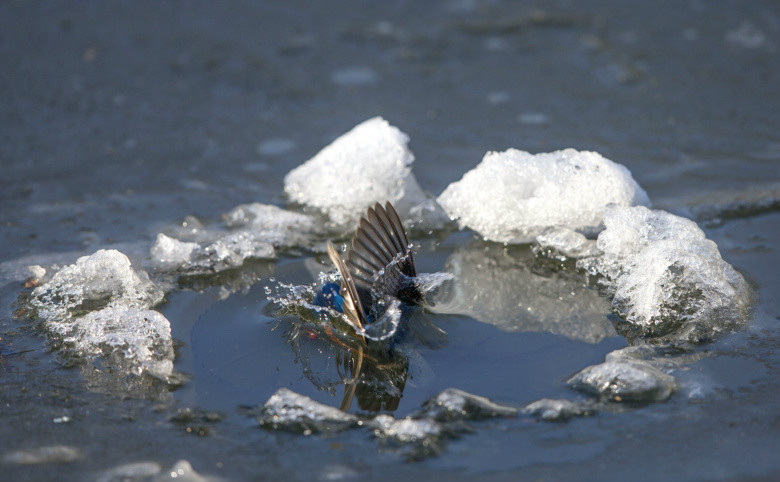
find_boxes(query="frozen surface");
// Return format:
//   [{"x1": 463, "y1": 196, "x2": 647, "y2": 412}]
[
  {"x1": 29, "y1": 249, "x2": 173, "y2": 378},
  {"x1": 435, "y1": 242, "x2": 615, "y2": 343},
  {"x1": 437, "y1": 149, "x2": 650, "y2": 243},
  {"x1": 284, "y1": 117, "x2": 428, "y2": 226},
  {"x1": 577, "y1": 206, "x2": 751, "y2": 342},
  {"x1": 660, "y1": 181, "x2": 780, "y2": 225},
  {"x1": 151, "y1": 203, "x2": 315, "y2": 274}
]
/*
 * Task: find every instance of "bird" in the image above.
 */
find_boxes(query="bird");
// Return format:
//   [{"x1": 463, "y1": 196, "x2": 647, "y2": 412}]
[
  {"x1": 312, "y1": 201, "x2": 446, "y2": 411},
  {"x1": 314, "y1": 201, "x2": 428, "y2": 343}
]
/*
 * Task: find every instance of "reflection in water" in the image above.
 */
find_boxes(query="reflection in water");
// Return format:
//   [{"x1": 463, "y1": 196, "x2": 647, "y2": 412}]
[
  {"x1": 277, "y1": 303, "x2": 434, "y2": 414},
  {"x1": 336, "y1": 346, "x2": 408, "y2": 412},
  {"x1": 434, "y1": 241, "x2": 616, "y2": 343}
]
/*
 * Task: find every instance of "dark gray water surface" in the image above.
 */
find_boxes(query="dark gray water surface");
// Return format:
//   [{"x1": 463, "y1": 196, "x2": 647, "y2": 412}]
[{"x1": 2, "y1": 1, "x2": 779, "y2": 480}]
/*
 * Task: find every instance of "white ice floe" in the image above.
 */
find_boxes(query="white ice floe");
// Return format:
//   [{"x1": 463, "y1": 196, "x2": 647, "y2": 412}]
[
  {"x1": 577, "y1": 206, "x2": 751, "y2": 341},
  {"x1": 30, "y1": 249, "x2": 173, "y2": 377},
  {"x1": 284, "y1": 117, "x2": 428, "y2": 226},
  {"x1": 154, "y1": 460, "x2": 221, "y2": 482},
  {"x1": 437, "y1": 148, "x2": 650, "y2": 243},
  {"x1": 26, "y1": 265, "x2": 46, "y2": 281},
  {"x1": 150, "y1": 203, "x2": 316, "y2": 273}
]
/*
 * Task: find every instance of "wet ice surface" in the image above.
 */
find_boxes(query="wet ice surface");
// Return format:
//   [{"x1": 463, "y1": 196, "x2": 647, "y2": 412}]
[
  {"x1": 3, "y1": 1, "x2": 780, "y2": 480},
  {"x1": 7, "y1": 123, "x2": 761, "y2": 471},
  {"x1": 6, "y1": 128, "x2": 761, "y2": 476}
]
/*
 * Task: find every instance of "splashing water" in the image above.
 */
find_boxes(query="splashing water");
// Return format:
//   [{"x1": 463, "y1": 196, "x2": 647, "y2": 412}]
[{"x1": 266, "y1": 264, "x2": 453, "y2": 344}]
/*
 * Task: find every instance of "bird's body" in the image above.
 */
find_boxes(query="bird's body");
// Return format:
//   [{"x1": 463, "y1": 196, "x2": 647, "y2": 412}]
[
  {"x1": 311, "y1": 201, "x2": 445, "y2": 411},
  {"x1": 314, "y1": 201, "x2": 424, "y2": 340}
]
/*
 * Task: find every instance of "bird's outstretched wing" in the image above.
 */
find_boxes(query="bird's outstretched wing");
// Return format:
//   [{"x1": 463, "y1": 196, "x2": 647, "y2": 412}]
[
  {"x1": 346, "y1": 202, "x2": 416, "y2": 303},
  {"x1": 327, "y1": 241, "x2": 368, "y2": 338}
]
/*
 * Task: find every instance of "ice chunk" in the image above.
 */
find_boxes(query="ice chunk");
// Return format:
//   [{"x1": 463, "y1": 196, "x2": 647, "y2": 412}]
[
  {"x1": 577, "y1": 206, "x2": 751, "y2": 342},
  {"x1": 258, "y1": 388, "x2": 359, "y2": 434},
  {"x1": 567, "y1": 359, "x2": 676, "y2": 403},
  {"x1": 151, "y1": 204, "x2": 315, "y2": 274},
  {"x1": 150, "y1": 234, "x2": 199, "y2": 270},
  {"x1": 533, "y1": 227, "x2": 600, "y2": 260},
  {"x1": 31, "y1": 249, "x2": 164, "y2": 321},
  {"x1": 369, "y1": 415, "x2": 450, "y2": 461},
  {"x1": 200, "y1": 232, "x2": 275, "y2": 270},
  {"x1": 331, "y1": 66, "x2": 379, "y2": 86},
  {"x1": 26, "y1": 265, "x2": 46, "y2": 281},
  {"x1": 726, "y1": 21, "x2": 766, "y2": 49},
  {"x1": 434, "y1": 242, "x2": 615, "y2": 343},
  {"x1": 522, "y1": 398, "x2": 593, "y2": 421},
  {"x1": 255, "y1": 387, "x2": 517, "y2": 461},
  {"x1": 370, "y1": 414, "x2": 442, "y2": 443},
  {"x1": 155, "y1": 460, "x2": 221, "y2": 482},
  {"x1": 416, "y1": 388, "x2": 518, "y2": 422},
  {"x1": 284, "y1": 117, "x2": 427, "y2": 226},
  {"x1": 96, "y1": 462, "x2": 162, "y2": 482},
  {"x1": 28, "y1": 250, "x2": 173, "y2": 379},
  {"x1": 59, "y1": 308, "x2": 174, "y2": 378},
  {"x1": 437, "y1": 148, "x2": 650, "y2": 243}
]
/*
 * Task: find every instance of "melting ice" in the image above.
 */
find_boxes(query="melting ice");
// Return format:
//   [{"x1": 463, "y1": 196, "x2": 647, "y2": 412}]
[
  {"x1": 150, "y1": 203, "x2": 317, "y2": 274},
  {"x1": 29, "y1": 249, "x2": 174, "y2": 379},
  {"x1": 577, "y1": 206, "x2": 751, "y2": 342}
]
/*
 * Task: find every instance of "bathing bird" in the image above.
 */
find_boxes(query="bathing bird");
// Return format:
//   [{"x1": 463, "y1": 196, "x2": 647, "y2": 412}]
[
  {"x1": 314, "y1": 201, "x2": 425, "y2": 341},
  {"x1": 313, "y1": 201, "x2": 445, "y2": 411}
]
